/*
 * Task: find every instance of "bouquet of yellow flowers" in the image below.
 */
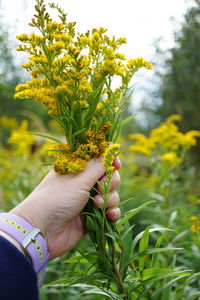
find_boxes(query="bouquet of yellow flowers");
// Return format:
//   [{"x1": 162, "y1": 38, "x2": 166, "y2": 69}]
[{"x1": 15, "y1": 0, "x2": 153, "y2": 175}]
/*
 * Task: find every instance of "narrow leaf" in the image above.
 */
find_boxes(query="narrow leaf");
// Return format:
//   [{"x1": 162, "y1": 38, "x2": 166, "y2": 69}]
[
  {"x1": 31, "y1": 132, "x2": 62, "y2": 143},
  {"x1": 139, "y1": 227, "x2": 150, "y2": 274},
  {"x1": 117, "y1": 201, "x2": 154, "y2": 226}
]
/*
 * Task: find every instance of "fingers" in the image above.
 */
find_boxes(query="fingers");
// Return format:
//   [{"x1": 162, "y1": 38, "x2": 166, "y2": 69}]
[
  {"x1": 93, "y1": 191, "x2": 121, "y2": 221},
  {"x1": 113, "y1": 157, "x2": 121, "y2": 170},
  {"x1": 93, "y1": 191, "x2": 120, "y2": 209},
  {"x1": 82, "y1": 157, "x2": 107, "y2": 186},
  {"x1": 97, "y1": 170, "x2": 121, "y2": 194},
  {"x1": 107, "y1": 208, "x2": 121, "y2": 221}
]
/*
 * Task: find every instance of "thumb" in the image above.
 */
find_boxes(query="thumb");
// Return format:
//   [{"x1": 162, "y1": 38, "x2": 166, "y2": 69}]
[{"x1": 80, "y1": 157, "x2": 106, "y2": 187}]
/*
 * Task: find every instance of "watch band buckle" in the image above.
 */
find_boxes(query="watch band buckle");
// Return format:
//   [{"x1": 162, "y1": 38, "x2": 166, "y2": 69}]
[{"x1": 22, "y1": 228, "x2": 41, "y2": 248}]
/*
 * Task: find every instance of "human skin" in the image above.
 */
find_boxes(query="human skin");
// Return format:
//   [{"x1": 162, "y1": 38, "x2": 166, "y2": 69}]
[{"x1": 8, "y1": 157, "x2": 121, "y2": 260}]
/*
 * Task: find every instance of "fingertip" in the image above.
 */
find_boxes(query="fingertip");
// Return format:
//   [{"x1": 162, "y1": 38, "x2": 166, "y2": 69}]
[
  {"x1": 107, "y1": 207, "x2": 121, "y2": 221},
  {"x1": 93, "y1": 194, "x2": 104, "y2": 209},
  {"x1": 112, "y1": 157, "x2": 121, "y2": 170}
]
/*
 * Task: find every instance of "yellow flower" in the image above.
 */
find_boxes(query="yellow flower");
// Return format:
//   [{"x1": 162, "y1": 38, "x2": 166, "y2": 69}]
[
  {"x1": 97, "y1": 103, "x2": 103, "y2": 110},
  {"x1": 8, "y1": 120, "x2": 35, "y2": 156},
  {"x1": 53, "y1": 158, "x2": 86, "y2": 174},
  {"x1": 48, "y1": 143, "x2": 71, "y2": 159},
  {"x1": 190, "y1": 216, "x2": 200, "y2": 233},
  {"x1": 180, "y1": 130, "x2": 200, "y2": 148},
  {"x1": 161, "y1": 152, "x2": 181, "y2": 164},
  {"x1": 0, "y1": 116, "x2": 19, "y2": 131},
  {"x1": 166, "y1": 114, "x2": 181, "y2": 123},
  {"x1": 103, "y1": 144, "x2": 120, "y2": 173},
  {"x1": 127, "y1": 57, "x2": 153, "y2": 70},
  {"x1": 79, "y1": 100, "x2": 89, "y2": 108},
  {"x1": 129, "y1": 145, "x2": 151, "y2": 155},
  {"x1": 48, "y1": 42, "x2": 65, "y2": 52},
  {"x1": 16, "y1": 33, "x2": 29, "y2": 41},
  {"x1": 55, "y1": 85, "x2": 73, "y2": 96}
]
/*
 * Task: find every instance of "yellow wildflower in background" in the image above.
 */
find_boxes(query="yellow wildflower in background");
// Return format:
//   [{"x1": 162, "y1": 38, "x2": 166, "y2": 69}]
[
  {"x1": 8, "y1": 120, "x2": 35, "y2": 156},
  {"x1": 0, "y1": 116, "x2": 19, "y2": 131},
  {"x1": 129, "y1": 133, "x2": 155, "y2": 155},
  {"x1": 129, "y1": 115, "x2": 200, "y2": 166},
  {"x1": 161, "y1": 152, "x2": 181, "y2": 164},
  {"x1": 190, "y1": 216, "x2": 200, "y2": 233}
]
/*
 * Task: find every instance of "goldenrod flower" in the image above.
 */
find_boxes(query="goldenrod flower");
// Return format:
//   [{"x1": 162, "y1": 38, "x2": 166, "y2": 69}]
[
  {"x1": 190, "y1": 216, "x2": 200, "y2": 233},
  {"x1": 161, "y1": 152, "x2": 181, "y2": 164},
  {"x1": 127, "y1": 57, "x2": 153, "y2": 70},
  {"x1": 129, "y1": 145, "x2": 151, "y2": 156},
  {"x1": 103, "y1": 144, "x2": 120, "y2": 173},
  {"x1": 8, "y1": 120, "x2": 35, "y2": 156},
  {"x1": 53, "y1": 158, "x2": 86, "y2": 174}
]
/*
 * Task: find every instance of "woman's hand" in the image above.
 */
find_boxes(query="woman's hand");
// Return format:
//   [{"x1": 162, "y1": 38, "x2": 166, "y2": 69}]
[{"x1": 11, "y1": 157, "x2": 121, "y2": 259}]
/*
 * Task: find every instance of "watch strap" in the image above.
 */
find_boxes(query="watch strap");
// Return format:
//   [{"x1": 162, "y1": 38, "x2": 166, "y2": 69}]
[{"x1": 0, "y1": 213, "x2": 50, "y2": 286}]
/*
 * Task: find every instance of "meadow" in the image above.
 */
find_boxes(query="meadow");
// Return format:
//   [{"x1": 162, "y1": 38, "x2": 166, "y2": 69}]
[{"x1": 1, "y1": 114, "x2": 200, "y2": 299}]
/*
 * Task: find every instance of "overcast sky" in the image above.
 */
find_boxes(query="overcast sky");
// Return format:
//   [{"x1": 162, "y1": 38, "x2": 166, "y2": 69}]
[
  {"x1": 2, "y1": 0, "x2": 191, "y2": 58},
  {"x1": 0, "y1": 0, "x2": 193, "y2": 118}
]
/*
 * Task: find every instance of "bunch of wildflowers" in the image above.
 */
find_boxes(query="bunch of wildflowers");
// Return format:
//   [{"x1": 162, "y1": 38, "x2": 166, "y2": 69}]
[{"x1": 15, "y1": 0, "x2": 153, "y2": 174}]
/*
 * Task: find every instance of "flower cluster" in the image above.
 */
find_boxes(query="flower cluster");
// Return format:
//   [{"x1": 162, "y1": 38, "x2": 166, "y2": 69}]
[
  {"x1": 129, "y1": 115, "x2": 200, "y2": 165},
  {"x1": 8, "y1": 120, "x2": 35, "y2": 156},
  {"x1": 14, "y1": 0, "x2": 153, "y2": 174},
  {"x1": 103, "y1": 144, "x2": 120, "y2": 173},
  {"x1": 48, "y1": 123, "x2": 111, "y2": 173},
  {"x1": 190, "y1": 216, "x2": 200, "y2": 233}
]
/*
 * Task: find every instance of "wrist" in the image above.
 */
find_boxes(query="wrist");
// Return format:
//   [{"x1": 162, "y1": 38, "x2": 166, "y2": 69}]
[
  {"x1": 0, "y1": 230, "x2": 26, "y2": 255},
  {"x1": 10, "y1": 204, "x2": 46, "y2": 241}
]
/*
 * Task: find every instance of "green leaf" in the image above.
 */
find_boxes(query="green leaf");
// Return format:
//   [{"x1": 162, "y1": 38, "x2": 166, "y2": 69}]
[
  {"x1": 117, "y1": 201, "x2": 154, "y2": 226},
  {"x1": 113, "y1": 121, "x2": 122, "y2": 143},
  {"x1": 138, "y1": 268, "x2": 189, "y2": 280},
  {"x1": 85, "y1": 79, "x2": 105, "y2": 125},
  {"x1": 122, "y1": 222, "x2": 133, "y2": 278},
  {"x1": 118, "y1": 197, "x2": 135, "y2": 208},
  {"x1": 121, "y1": 113, "x2": 137, "y2": 126},
  {"x1": 31, "y1": 132, "x2": 62, "y2": 143},
  {"x1": 81, "y1": 288, "x2": 117, "y2": 298},
  {"x1": 72, "y1": 127, "x2": 86, "y2": 137},
  {"x1": 138, "y1": 227, "x2": 150, "y2": 274},
  {"x1": 63, "y1": 253, "x2": 98, "y2": 264},
  {"x1": 129, "y1": 247, "x2": 182, "y2": 264},
  {"x1": 105, "y1": 232, "x2": 116, "y2": 242},
  {"x1": 49, "y1": 273, "x2": 112, "y2": 287},
  {"x1": 130, "y1": 271, "x2": 190, "y2": 294},
  {"x1": 86, "y1": 216, "x2": 98, "y2": 232},
  {"x1": 151, "y1": 232, "x2": 165, "y2": 268},
  {"x1": 109, "y1": 113, "x2": 121, "y2": 141},
  {"x1": 132, "y1": 227, "x2": 174, "y2": 251},
  {"x1": 63, "y1": 255, "x2": 89, "y2": 264},
  {"x1": 121, "y1": 224, "x2": 135, "y2": 241},
  {"x1": 152, "y1": 274, "x2": 191, "y2": 299}
]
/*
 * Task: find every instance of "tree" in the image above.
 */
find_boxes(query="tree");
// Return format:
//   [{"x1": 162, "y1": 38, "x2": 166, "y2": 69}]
[{"x1": 155, "y1": 0, "x2": 200, "y2": 134}]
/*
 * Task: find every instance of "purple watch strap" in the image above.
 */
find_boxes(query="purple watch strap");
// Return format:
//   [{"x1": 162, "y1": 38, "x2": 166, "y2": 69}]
[{"x1": 0, "y1": 213, "x2": 50, "y2": 286}]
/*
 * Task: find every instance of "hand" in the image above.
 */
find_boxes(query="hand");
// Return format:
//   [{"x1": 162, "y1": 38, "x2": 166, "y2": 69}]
[{"x1": 11, "y1": 157, "x2": 121, "y2": 259}]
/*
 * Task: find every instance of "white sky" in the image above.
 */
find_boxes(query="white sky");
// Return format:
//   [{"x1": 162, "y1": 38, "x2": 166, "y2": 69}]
[
  {"x1": 2, "y1": 0, "x2": 191, "y2": 58},
  {"x1": 0, "y1": 0, "x2": 193, "y2": 116}
]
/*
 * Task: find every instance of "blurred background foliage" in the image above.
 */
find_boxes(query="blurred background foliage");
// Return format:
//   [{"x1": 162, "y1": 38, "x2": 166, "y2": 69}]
[{"x1": 1, "y1": 0, "x2": 200, "y2": 299}]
